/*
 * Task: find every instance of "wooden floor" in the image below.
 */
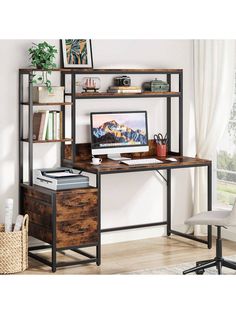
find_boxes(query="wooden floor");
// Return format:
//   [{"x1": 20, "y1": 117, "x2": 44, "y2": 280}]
[{"x1": 23, "y1": 235, "x2": 236, "y2": 275}]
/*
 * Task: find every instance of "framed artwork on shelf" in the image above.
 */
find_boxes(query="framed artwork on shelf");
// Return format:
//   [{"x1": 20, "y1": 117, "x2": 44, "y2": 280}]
[{"x1": 61, "y1": 39, "x2": 93, "y2": 68}]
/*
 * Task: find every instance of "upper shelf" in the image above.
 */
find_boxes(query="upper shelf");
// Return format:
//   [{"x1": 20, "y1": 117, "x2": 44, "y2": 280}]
[
  {"x1": 19, "y1": 68, "x2": 183, "y2": 75},
  {"x1": 75, "y1": 91, "x2": 181, "y2": 99}
]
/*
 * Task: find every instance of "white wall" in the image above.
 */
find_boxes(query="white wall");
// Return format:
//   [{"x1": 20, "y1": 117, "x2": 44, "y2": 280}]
[{"x1": 0, "y1": 39, "x2": 195, "y2": 244}]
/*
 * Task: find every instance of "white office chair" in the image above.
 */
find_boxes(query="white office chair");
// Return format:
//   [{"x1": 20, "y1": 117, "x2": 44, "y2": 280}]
[{"x1": 183, "y1": 199, "x2": 236, "y2": 275}]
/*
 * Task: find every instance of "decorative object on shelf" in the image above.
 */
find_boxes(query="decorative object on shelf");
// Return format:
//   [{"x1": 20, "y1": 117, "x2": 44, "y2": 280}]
[
  {"x1": 61, "y1": 39, "x2": 93, "y2": 68},
  {"x1": 154, "y1": 133, "x2": 168, "y2": 157},
  {"x1": 114, "y1": 75, "x2": 131, "y2": 87},
  {"x1": 33, "y1": 86, "x2": 64, "y2": 103},
  {"x1": 91, "y1": 157, "x2": 102, "y2": 165},
  {"x1": 0, "y1": 214, "x2": 29, "y2": 274},
  {"x1": 28, "y1": 41, "x2": 58, "y2": 93},
  {"x1": 143, "y1": 79, "x2": 169, "y2": 92},
  {"x1": 82, "y1": 77, "x2": 101, "y2": 92}
]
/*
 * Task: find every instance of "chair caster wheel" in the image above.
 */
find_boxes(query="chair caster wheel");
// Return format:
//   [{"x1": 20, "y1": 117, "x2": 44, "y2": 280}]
[{"x1": 196, "y1": 269, "x2": 205, "y2": 275}]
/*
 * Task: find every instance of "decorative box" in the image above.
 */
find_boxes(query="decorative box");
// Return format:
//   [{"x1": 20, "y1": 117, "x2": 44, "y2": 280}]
[
  {"x1": 33, "y1": 86, "x2": 64, "y2": 103},
  {"x1": 143, "y1": 79, "x2": 169, "y2": 92}
]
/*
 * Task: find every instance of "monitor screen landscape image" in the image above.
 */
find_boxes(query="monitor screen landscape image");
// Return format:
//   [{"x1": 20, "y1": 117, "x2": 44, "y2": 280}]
[{"x1": 91, "y1": 111, "x2": 148, "y2": 149}]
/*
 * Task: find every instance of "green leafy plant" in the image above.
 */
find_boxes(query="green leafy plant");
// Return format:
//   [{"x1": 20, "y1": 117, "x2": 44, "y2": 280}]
[{"x1": 28, "y1": 41, "x2": 58, "y2": 93}]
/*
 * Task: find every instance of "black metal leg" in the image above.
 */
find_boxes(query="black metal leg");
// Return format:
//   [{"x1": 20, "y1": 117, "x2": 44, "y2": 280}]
[
  {"x1": 207, "y1": 164, "x2": 212, "y2": 249},
  {"x1": 223, "y1": 260, "x2": 236, "y2": 271},
  {"x1": 183, "y1": 261, "x2": 216, "y2": 275},
  {"x1": 52, "y1": 194, "x2": 57, "y2": 272},
  {"x1": 196, "y1": 259, "x2": 214, "y2": 266},
  {"x1": 96, "y1": 173, "x2": 101, "y2": 266},
  {"x1": 217, "y1": 260, "x2": 222, "y2": 274},
  {"x1": 167, "y1": 169, "x2": 171, "y2": 236}
]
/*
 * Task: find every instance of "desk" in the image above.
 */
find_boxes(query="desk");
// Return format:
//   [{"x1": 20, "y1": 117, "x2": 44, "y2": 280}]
[{"x1": 72, "y1": 155, "x2": 212, "y2": 266}]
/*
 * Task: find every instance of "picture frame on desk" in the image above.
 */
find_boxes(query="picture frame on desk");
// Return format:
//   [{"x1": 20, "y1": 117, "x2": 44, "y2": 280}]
[{"x1": 61, "y1": 39, "x2": 93, "y2": 68}]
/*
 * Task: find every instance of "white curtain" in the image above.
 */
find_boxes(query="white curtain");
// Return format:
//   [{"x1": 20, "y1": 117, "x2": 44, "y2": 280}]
[{"x1": 193, "y1": 40, "x2": 236, "y2": 235}]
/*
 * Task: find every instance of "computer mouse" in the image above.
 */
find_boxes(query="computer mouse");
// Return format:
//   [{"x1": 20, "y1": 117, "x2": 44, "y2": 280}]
[{"x1": 166, "y1": 157, "x2": 177, "y2": 162}]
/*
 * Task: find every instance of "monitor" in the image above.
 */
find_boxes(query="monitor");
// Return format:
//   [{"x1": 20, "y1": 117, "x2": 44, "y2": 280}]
[{"x1": 90, "y1": 111, "x2": 149, "y2": 160}]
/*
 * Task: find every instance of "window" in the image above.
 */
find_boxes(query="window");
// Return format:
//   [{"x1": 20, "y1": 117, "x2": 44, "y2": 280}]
[{"x1": 216, "y1": 86, "x2": 236, "y2": 209}]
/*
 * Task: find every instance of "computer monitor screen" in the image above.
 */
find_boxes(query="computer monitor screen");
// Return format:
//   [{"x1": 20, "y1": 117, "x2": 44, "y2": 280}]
[{"x1": 90, "y1": 111, "x2": 148, "y2": 157}]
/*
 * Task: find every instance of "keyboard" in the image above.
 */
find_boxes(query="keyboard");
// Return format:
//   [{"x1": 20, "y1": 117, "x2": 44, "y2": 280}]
[{"x1": 121, "y1": 158, "x2": 163, "y2": 166}]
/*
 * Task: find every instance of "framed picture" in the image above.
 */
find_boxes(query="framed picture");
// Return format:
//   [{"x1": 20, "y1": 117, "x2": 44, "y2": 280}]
[{"x1": 61, "y1": 39, "x2": 93, "y2": 68}]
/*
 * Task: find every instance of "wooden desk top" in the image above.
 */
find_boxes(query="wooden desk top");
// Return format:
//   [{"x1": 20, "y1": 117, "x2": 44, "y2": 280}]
[{"x1": 72, "y1": 156, "x2": 211, "y2": 174}]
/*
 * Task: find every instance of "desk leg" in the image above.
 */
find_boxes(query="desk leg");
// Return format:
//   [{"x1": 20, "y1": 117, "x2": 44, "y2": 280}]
[
  {"x1": 167, "y1": 169, "x2": 171, "y2": 236},
  {"x1": 52, "y1": 193, "x2": 57, "y2": 272},
  {"x1": 96, "y1": 173, "x2": 101, "y2": 266},
  {"x1": 207, "y1": 163, "x2": 212, "y2": 249}
]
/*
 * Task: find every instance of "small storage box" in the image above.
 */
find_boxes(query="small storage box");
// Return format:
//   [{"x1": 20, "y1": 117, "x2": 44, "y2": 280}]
[
  {"x1": 33, "y1": 86, "x2": 64, "y2": 103},
  {"x1": 0, "y1": 215, "x2": 29, "y2": 274}
]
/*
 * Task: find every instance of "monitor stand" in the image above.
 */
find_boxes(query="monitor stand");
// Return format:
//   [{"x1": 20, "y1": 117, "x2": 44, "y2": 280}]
[{"x1": 107, "y1": 154, "x2": 131, "y2": 161}]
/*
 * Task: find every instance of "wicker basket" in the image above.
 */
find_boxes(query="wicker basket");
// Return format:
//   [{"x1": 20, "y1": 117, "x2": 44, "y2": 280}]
[{"x1": 0, "y1": 214, "x2": 29, "y2": 274}]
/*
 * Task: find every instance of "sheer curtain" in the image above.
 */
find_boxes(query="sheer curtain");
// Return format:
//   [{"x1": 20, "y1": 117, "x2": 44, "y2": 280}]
[{"x1": 193, "y1": 40, "x2": 235, "y2": 235}]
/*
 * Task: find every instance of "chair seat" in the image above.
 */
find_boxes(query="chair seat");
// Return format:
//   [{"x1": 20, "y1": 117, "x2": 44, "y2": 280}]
[{"x1": 185, "y1": 210, "x2": 232, "y2": 226}]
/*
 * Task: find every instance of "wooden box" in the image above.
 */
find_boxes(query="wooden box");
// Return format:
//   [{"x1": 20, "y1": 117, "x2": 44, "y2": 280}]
[
  {"x1": 21, "y1": 185, "x2": 98, "y2": 249},
  {"x1": 33, "y1": 86, "x2": 64, "y2": 103}
]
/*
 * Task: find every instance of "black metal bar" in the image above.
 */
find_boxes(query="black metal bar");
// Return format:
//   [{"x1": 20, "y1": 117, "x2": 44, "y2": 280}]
[
  {"x1": 179, "y1": 71, "x2": 183, "y2": 155},
  {"x1": 170, "y1": 229, "x2": 208, "y2": 245},
  {"x1": 167, "y1": 169, "x2": 171, "y2": 236},
  {"x1": 51, "y1": 193, "x2": 57, "y2": 272},
  {"x1": 167, "y1": 74, "x2": 171, "y2": 152},
  {"x1": 156, "y1": 170, "x2": 167, "y2": 183},
  {"x1": 70, "y1": 248, "x2": 95, "y2": 259},
  {"x1": 28, "y1": 252, "x2": 52, "y2": 267},
  {"x1": 29, "y1": 245, "x2": 52, "y2": 251},
  {"x1": 60, "y1": 72, "x2": 66, "y2": 165},
  {"x1": 71, "y1": 73, "x2": 76, "y2": 163},
  {"x1": 56, "y1": 258, "x2": 97, "y2": 268},
  {"x1": 96, "y1": 173, "x2": 101, "y2": 265},
  {"x1": 101, "y1": 221, "x2": 167, "y2": 233},
  {"x1": 207, "y1": 163, "x2": 212, "y2": 249},
  {"x1": 28, "y1": 73, "x2": 34, "y2": 185},
  {"x1": 19, "y1": 72, "x2": 24, "y2": 214}
]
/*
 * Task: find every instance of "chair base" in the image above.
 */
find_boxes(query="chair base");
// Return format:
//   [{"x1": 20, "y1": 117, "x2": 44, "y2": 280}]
[{"x1": 183, "y1": 257, "x2": 236, "y2": 275}]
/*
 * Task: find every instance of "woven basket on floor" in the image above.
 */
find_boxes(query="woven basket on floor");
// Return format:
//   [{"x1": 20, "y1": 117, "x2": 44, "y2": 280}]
[{"x1": 0, "y1": 214, "x2": 29, "y2": 274}]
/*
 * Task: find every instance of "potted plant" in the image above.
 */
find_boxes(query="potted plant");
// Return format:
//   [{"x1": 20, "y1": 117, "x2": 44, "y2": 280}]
[{"x1": 28, "y1": 41, "x2": 58, "y2": 93}]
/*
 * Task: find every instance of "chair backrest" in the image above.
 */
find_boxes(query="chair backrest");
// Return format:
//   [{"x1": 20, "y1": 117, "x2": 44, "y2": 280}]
[{"x1": 228, "y1": 198, "x2": 236, "y2": 226}]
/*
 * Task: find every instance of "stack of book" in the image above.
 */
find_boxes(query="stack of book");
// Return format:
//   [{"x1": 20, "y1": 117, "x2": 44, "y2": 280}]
[
  {"x1": 33, "y1": 110, "x2": 63, "y2": 141},
  {"x1": 107, "y1": 86, "x2": 142, "y2": 94}
]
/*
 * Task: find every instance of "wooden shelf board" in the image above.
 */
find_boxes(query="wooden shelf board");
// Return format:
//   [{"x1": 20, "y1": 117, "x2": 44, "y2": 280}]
[
  {"x1": 75, "y1": 91, "x2": 181, "y2": 99},
  {"x1": 21, "y1": 102, "x2": 73, "y2": 106},
  {"x1": 19, "y1": 68, "x2": 183, "y2": 74},
  {"x1": 22, "y1": 138, "x2": 73, "y2": 143}
]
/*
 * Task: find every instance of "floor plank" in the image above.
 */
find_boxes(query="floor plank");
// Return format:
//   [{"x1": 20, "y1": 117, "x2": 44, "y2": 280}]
[{"x1": 22, "y1": 236, "x2": 236, "y2": 275}]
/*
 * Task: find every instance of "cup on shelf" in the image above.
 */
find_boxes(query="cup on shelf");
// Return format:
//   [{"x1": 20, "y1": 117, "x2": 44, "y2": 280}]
[
  {"x1": 156, "y1": 144, "x2": 167, "y2": 157},
  {"x1": 91, "y1": 157, "x2": 102, "y2": 165}
]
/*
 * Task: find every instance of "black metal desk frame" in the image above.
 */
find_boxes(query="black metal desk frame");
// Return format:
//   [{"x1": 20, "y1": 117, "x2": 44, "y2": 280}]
[{"x1": 19, "y1": 68, "x2": 212, "y2": 271}]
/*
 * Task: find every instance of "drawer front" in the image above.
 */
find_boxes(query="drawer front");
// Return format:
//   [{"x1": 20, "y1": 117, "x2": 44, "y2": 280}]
[
  {"x1": 56, "y1": 188, "x2": 98, "y2": 248},
  {"x1": 22, "y1": 186, "x2": 52, "y2": 244}
]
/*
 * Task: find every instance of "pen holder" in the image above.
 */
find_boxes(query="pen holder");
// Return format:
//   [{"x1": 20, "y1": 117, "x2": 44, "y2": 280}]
[{"x1": 156, "y1": 144, "x2": 167, "y2": 157}]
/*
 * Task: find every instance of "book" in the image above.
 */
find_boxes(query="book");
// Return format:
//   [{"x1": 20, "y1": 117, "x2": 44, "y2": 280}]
[
  {"x1": 108, "y1": 88, "x2": 142, "y2": 94},
  {"x1": 55, "y1": 111, "x2": 61, "y2": 140},
  {"x1": 38, "y1": 112, "x2": 46, "y2": 140},
  {"x1": 33, "y1": 112, "x2": 43, "y2": 140},
  {"x1": 108, "y1": 86, "x2": 141, "y2": 90},
  {"x1": 41, "y1": 111, "x2": 49, "y2": 140},
  {"x1": 46, "y1": 111, "x2": 54, "y2": 140}
]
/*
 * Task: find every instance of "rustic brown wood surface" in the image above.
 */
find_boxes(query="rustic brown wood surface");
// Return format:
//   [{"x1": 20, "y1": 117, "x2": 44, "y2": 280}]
[
  {"x1": 56, "y1": 188, "x2": 98, "y2": 248},
  {"x1": 19, "y1": 68, "x2": 183, "y2": 74},
  {"x1": 63, "y1": 141, "x2": 211, "y2": 174},
  {"x1": 75, "y1": 91, "x2": 181, "y2": 99},
  {"x1": 21, "y1": 185, "x2": 99, "y2": 248}
]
